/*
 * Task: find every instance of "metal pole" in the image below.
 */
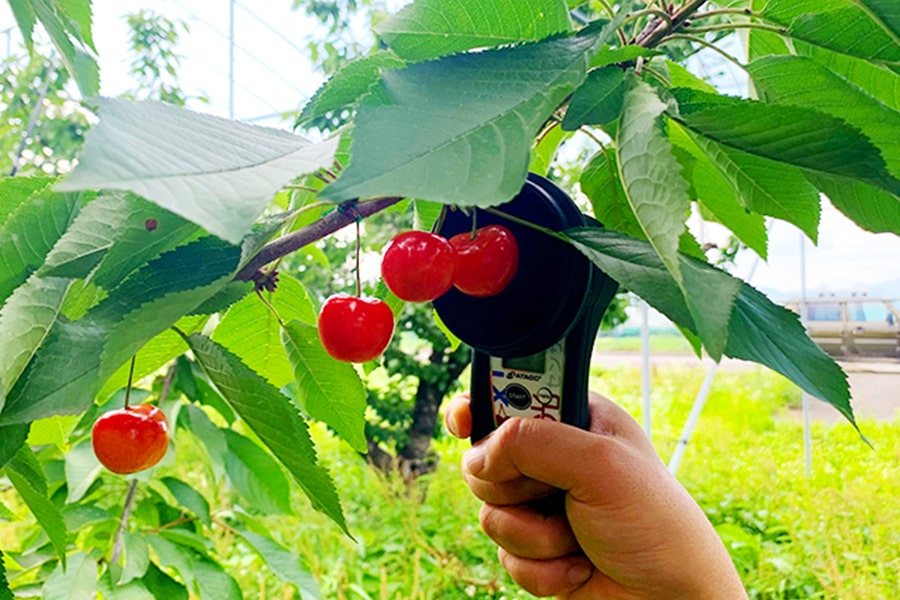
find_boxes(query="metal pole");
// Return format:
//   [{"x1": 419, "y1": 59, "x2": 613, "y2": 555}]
[
  {"x1": 640, "y1": 300, "x2": 652, "y2": 439},
  {"x1": 228, "y1": 0, "x2": 235, "y2": 119},
  {"x1": 669, "y1": 362, "x2": 719, "y2": 474},
  {"x1": 800, "y1": 233, "x2": 812, "y2": 477}
]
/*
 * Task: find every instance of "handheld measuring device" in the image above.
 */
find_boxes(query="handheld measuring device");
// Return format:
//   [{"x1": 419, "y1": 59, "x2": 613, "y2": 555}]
[{"x1": 433, "y1": 173, "x2": 618, "y2": 442}]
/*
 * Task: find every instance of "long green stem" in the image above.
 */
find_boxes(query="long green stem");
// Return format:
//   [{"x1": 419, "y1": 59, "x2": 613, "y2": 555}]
[{"x1": 482, "y1": 207, "x2": 568, "y2": 243}]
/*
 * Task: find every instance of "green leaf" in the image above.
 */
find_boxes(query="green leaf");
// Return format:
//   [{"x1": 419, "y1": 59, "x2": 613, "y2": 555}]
[
  {"x1": 795, "y1": 42, "x2": 900, "y2": 111},
  {"x1": 6, "y1": 448, "x2": 67, "y2": 568},
  {"x1": 234, "y1": 530, "x2": 323, "y2": 599},
  {"x1": 98, "y1": 571, "x2": 155, "y2": 600},
  {"x1": 804, "y1": 175, "x2": 900, "y2": 235},
  {"x1": 184, "y1": 334, "x2": 348, "y2": 534},
  {"x1": 0, "y1": 425, "x2": 29, "y2": 470},
  {"x1": 55, "y1": 0, "x2": 96, "y2": 51},
  {"x1": 97, "y1": 315, "x2": 207, "y2": 402},
  {"x1": 213, "y1": 274, "x2": 316, "y2": 388},
  {"x1": 2, "y1": 238, "x2": 239, "y2": 424},
  {"x1": 161, "y1": 477, "x2": 211, "y2": 527},
  {"x1": 64, "y1": 439, "x2": 102, "y2": 504},
  {"x1": 7, "y1": 0, "x2": 36, "y2": 50},
  {"x1": 413, "y1": 199, "x2": 444, "y2": 231},
  {"x1": 141, "y1": 562, "x2": 188, "y2": 600},
  {"x1": 224, "y1": 430, "x2": 293, "y2": 516},
  {"x1": 762, "y1": 0, "x2": 900, "y2": 65},
  {"x1": 580, "y1": 149, "x2": 642, "y2": 239},
  {"x1": 0, "y1": 176, "x2": 55, "y2": 223},
  {"x1": 668, "y1": 120, "x2": 818, "y2": 244},
  {"x1": 668, "y1": 87, "x2": 900, "y2": 198},
  {"x1": 0, "y1": 549, "x2": 11, "y2": 600},
  {"x1": 57, "y1": 99, "x2": 340, "y2": 243},
  {"x1": 374, "y1": 0, "x2": 571, "y2": 61},
  {"x1": 27, "y1": 0, "x2": 99, "y2": 96},
  {"x1": 0, "y1": 188, "x2": 80, "y2": 303},
  {"x1": 615, "y1": 75, "x2": 689, "y2": 279},
  {"x1": 41, "y1": 552, "x2": 96, "y2": 600},
  {"x1": 179, "y1": 404, "x2": 227, "y2": 480},
  {"x1": 665, "y1": 61, "x2": 718, "y2": 94},
  {"x1": 590, "y1": 45, "x2": 658, "y2": 69},
  {"x1": 281, "y1": 321, "x2": 368, "y2": 453},
  {"x1": 40, "y1": 192, "x2": 199, "y2": 287},
  {"x1": 118, "y1": 531, "x2": 150, "y2": 585},
  {"x1": 562, "y1": 65, "x2": 625, "y2": 130},
  {"x1": 565, "y1": 227, "x2": 853, "y2": 424},
  {"x1": 175, "y1": 359, "x2": 236, "y2": 425},
  {"x1": 321, "y1": 23, "x2": 621, "y2": 206},
  {"x1": 191, "y1": 558, "x2": 241, "y2": 600},
  {"x1": 298, "y1": 50, "x2": 406, "y2": 126},
  {"x1": 61, "y1": 280, "x2": 108, "y2": 320},
  {"x1": 749, "y1": 55, "x2": 900, "y2": 179},
  {"x1": 0, "y1": 275, "x2": 71, "y2": 408},
  {"x1": 667, "y1": 124, "x2": 768, "y2": 257},
  {"x1": 146, "y1": 536, "x2": 195, "y2": 591},
  {"x1": 530, "y1": 123, "x2": 569, "y2": 176}
]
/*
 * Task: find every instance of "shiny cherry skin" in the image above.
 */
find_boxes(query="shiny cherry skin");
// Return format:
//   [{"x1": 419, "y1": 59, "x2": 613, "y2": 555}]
[
  {"x1": 92, "y1": 404, "x2": 169, "y2": 475},
  {"x1": 449, "y1": 224, "x2": 519, "y2": 297},
  {"x1": 318, "y1": 294, "x2": 395, "y2": 363},
  {"x1": 381, "y1": 231, "x2": 457, "y2": 302}
]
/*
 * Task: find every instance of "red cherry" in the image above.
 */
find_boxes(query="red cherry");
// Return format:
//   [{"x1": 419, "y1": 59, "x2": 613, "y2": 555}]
[
  {"x1": 449, "y1": 224, "x2": 519, "y2": 297},
  {"x1": 318, "y1": 295, "x2": 395, "y2": 362},
  {"x1": 381, "y1": 231, "x2": 457, "y2": 302},
  {"x1": 92, "y1": 404, "x2": 169, "y2": 475}
]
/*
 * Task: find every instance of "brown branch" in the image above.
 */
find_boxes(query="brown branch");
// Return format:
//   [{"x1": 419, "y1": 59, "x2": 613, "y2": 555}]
[
  {"x1": 234, "y1": 196, "x2": 403, "y2": 282},
  {"x1": 633, "y1": 0, "x2": 712, "y2": 48}
]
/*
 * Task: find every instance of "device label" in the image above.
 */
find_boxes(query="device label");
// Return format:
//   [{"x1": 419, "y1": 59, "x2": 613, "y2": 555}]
[{"x1": 489, "y1": 339, "x2": 565, "y2": 427}]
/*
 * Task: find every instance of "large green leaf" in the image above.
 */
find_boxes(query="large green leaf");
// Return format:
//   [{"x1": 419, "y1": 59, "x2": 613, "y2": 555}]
[
  {"x1": 561, "y1": 65, "x2": 626, "y2": 130},
  {"x1": 669, "y1": 121, "x2": 819, "y2": 243},
  {"x1": 0, "y1": 275, "x2": 70, "y2": 409},
  {"x1": 749, "y1": 56, "x2": 900, "y2": 179},
  {"x1": 141, "y1": 563, "x2": 188, "y2": 600},
  {"x1": 281, "y1": 321, "x2": 367, "y2": 453},
  {"x1": 1, "y1": 238, "x2": 240, "y2": 424},
  {"x1": 616, "y1": 75, "x2": 689, "y2": 281},
  {"x1": 795, "y1": 42, "x2": 900, "y2": 111},
  {"x1": 224, "y1": 430, "x2": 294, "y2": 515},
  {"x1": 321, "y1": 23, "x2": 620, "y2": 206},
  {"x1": 804, "y1": 175, "x2": 900, "y2": 234},
  {"x1": 41, "y1": 553, "x2": 96, "y2": 600},
  {"x1": 191, "y1": 558, "x2": 241, "y2": 600},
  {"x1": 234, "y1": 530, "x2": 322, "y2": 599},
  {"x1": 580, "y1": 149, "x2": 643, "y2": 239},
  {"x1": 26, "y1": 0, "x2": 99, "y2": 96},
  {"x1": 0, "y1": 176, "x2": 55, "y2": 222},
  {"x1": 668, "y1": 87, "x2": 900, "y2": 198},
  {"x1": 40, "y1": 192, "x2": 199, "y2": 287},
  {"x1": 0, "y1": 188, "x2": 80, "y2": 303},
  {"x1": 374, "y1": 0, "x2": 571, "y2": 61},
  {"x1": 667, "y1": 124, "x2": 769, "y2": 258},
  {"x1": 565, "y1": 227, "x2": 854, "y2": 425},
  {"x1": 57, "y1": 99, "x2": 340, "y2": 243},
  {"x1": 213, "y1": 274, "x2": 316, "y2": 388},
  {"x1": 0, "y1": 424, "x2": 29, "y2": 471},
  {"x1": 64, "y1": 439, "x2": 101, "y2": 504},
  {"x1": 184, "y1": 334, "x2": 348, "y2": 534},
  {"x1": 762, "y1": 0, "x2": 900, "y2": 66},
  {"x1": 160, "y1": 477, "x2": 211, "y2": 527},
  {"x1": 298, "y1": 50, "x2": 406, "y2": 127},
  {"x1": 119, "y1": 531, "x2": 151, "y2": 586},
  {"x1": 6, "y1": 448, "x2": 68, "y2": 568}
]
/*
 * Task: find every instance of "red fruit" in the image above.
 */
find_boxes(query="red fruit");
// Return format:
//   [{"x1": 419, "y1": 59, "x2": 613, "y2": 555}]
[
  {"x1": 318, "y1": 295, "x2": 395, "y2": 363},
  {"x1": 449, "y1": 224, "x2": 519, "y2": 297},
  {"x1": 92, "y1": 404, "x2": 169, "y2": 475},
  {"x1": 381, "y1": 231, "x2": 457, "y2": 302}
]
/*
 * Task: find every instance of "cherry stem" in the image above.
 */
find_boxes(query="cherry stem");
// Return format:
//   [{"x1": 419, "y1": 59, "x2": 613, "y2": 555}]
[
  {"x1": 123, "y1": 356, "x2": 136, "y2": 409},
  {"x1": 110, "y1": 479, "x2": 138, "y2": 564},
  {"x1": 355, "y1": 220, "x2": 362, "y2": 297},
  {"x1": 255, "y1": 289, "x2": 285, "y2": 327},
  {"x1": 483, "y1": 207, "x2": 568, "y2": 243},
  {"x1": 470, "y1": 211, "x2": 478, "y2": 240}
]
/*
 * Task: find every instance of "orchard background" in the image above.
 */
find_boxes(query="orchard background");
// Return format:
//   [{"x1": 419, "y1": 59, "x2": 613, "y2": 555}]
[{"x1": 1, "y1": 0, "x2": 899, "y2": 598}]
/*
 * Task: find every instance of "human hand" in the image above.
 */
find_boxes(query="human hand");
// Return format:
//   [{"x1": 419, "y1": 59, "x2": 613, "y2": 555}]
[{"x1": 444, "y1": 393, "x2": 747, "y2": 599}]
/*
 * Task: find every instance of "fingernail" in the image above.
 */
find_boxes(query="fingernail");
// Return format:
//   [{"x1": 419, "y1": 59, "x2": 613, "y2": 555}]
[
  {"x1": 567, "y1": 563, "x2": 592, "y2": 585},
  {"x1": 447, "y1": 412, "x2": 460, "y2": 437},
  {"x1": 463, "y1": 445, "x2": 485, "y2": 475}
]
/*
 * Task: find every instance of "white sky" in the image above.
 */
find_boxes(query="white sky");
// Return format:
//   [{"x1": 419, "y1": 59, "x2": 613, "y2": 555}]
[{"x1": 1, "y1": 1, "x2": 898, "y2": 301}]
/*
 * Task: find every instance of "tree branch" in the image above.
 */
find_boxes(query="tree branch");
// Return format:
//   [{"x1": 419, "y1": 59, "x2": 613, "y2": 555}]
[
  {"x1": 235, "y1": 196, "x2": 403, "y2": 281},
  {"x1": 634, "y1": 0, "x2": 712, "y2": 48}
]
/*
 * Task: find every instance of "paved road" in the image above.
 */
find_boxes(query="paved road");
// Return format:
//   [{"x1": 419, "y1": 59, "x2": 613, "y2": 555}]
[{"x1": 591, "y1": 352, "x2": 900, "y2": 424}]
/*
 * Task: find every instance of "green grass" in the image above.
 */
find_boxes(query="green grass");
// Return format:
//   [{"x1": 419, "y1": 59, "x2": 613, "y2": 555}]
[{"x1": 594, "y1": 332, "x2": 695, "y2": 354}]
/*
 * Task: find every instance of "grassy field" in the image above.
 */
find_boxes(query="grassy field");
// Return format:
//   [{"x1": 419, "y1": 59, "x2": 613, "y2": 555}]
[
  {"x1": 594, "y1": 332, "x2": 695, "y2": 354},
  {"x1": 217, "y1": 363, "x2": 900, "y2": 599},
  {"x1": 4, "y1": 363, "x2": 898, "y2": 599}
]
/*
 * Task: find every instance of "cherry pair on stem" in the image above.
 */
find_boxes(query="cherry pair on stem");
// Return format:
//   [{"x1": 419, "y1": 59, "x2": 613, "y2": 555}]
[{"x1": 318, "y1": 224, "x2": 519, "y2": 364}]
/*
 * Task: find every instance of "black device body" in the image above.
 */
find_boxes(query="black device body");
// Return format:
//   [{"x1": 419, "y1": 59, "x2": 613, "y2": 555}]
[{"x1": 433, "y1": 173, "x2": 618, "y2": 442}]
